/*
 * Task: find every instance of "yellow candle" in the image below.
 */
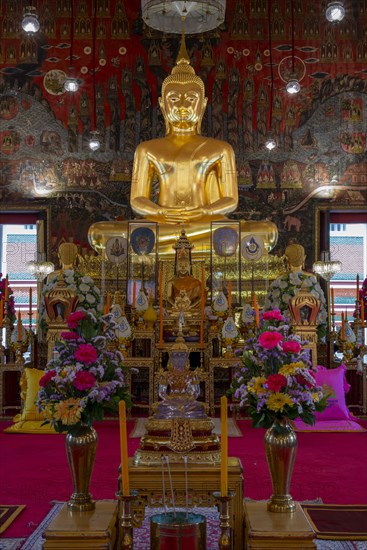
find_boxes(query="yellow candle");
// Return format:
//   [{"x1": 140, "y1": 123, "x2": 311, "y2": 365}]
[
  {"x1": 4, "y1": 276, "x2": 9, "y2": 301},
  {"x1": 159, "y1": 270, "x2": 163, "y2": 347},
  {"x1": 220, "y1": 395, "x2": 228, "y2": 497},
  {"x1": 253, "y1": 293, "x2": 260, "y2": 327},
  {"x1": 200, "y1": 267, "x2": 205, "y2": 347},
  {"x1": 106, "y1": 292, "x2": 111, "y2": 312},
  {"x1": 228, "y1": 280, "x2": 232, "y2": 310},
  {"x1": 341, "y1": 312, "x2": 345, "y2": 340},
  {"x1": 331, "y1": 287, "x2": 335, "y2": 314},
  {"x1": 17, "y1": 310, "x2": 22, "y2": 342},
  {"x1": 119, "y1": 400, "x2": 130, "y2": 496},
  {"x1": 356, "y1": 274, "x2": 360, "y2": 301},
  {"x1": 132, "y1": 281, "x2": 136, "y2": 309}
]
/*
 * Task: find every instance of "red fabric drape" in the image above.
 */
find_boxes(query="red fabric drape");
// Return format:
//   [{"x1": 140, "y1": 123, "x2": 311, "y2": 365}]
[
  {"x1": 330, "y1": 212, "x2": 367, "y2": 224},
  {"x1": 0, "y1": 213, "x2": 38, "y2": 224}
]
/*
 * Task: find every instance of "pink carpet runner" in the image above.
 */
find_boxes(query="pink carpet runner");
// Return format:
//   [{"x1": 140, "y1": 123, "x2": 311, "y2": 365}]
[{"x1": 1, "y1": 418, "x2": 366, "y2": 539}]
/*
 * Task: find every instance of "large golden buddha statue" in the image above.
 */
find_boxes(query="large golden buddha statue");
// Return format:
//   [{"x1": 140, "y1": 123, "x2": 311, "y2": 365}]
[
  {"x1": 88, "y1": 35, "x2": 277, "y2": 258},
  {"x1": 131, "y1": 39, "x2": 237, "y2": 225}
]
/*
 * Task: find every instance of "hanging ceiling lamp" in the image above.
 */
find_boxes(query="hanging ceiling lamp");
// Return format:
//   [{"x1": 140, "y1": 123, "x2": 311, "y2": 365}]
[
  {"x1": 64, "y1": 0, "x2": 79, "y2": 93},
  {"x1": 286, "y1": 78, "x2": 301, "y2": 94},
  {"x1": 89, "y1": 131, "x2": 101, "y2": 151},
  {"x1": 27, "y1": 253, "x2": 54, "y2": 281},
  {"x1": 265, "y1": 0, "x2": 277, "y2": 151},
  {"x1": 313, "y1": 251, "x2": 342, "y2": 281},
  {"x1": 285, "y1": 0, "x2": 300, "y2": 95},
  {"x1": 64, "y1": 72, "x2": 79, "y2": 92},
  {"x1": 22, "y1": 5, "x2": 40, "y2": 33},
  {"x1": 325, "y1": 1, "x2": 345, "y2": 22},
  {"x1": 89, "y1": 0, "x2": 100, "y2": 151},
  {"x1": 141, "y1": 0, "x2": 226, "y2": 34}
]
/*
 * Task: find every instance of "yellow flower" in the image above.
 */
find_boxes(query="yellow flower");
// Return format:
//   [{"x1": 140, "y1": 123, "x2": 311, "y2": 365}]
[
  {"x1": 42, "y1": 403, "x2": 56, "y2": 421},
  {"x1": 55, "y1": 398, "x2": 82, "y2": 425},
  {"x1": 247, "y1": 376, "x2": 267, "y2": 395},
  {"x1": 266, "y1": 392, "x2": 294, "y2": 412},
  {"x1": 311, "y1": 392, "x2": 320, "y2": 403},
  {"x1": 279, "y1": 361, "x2": 305, "y2": 376}
]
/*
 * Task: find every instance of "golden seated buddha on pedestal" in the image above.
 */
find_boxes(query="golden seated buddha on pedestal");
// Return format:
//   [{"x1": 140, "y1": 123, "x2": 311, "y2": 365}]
[{"x1": 88, "y1": 35, "x2": 277, "y2": 258}]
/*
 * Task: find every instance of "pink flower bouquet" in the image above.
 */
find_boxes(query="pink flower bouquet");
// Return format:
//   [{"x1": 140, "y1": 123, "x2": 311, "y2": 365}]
[
  {"x1": 231, "y1": 309, "x2": 328, "y2": 428},
  {"x1": 37, "y1": 310, "x2": 130, "y2": 434}
]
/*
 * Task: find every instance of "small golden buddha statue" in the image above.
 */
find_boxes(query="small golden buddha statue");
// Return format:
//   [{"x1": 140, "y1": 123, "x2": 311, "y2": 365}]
[
  {"x1": 264, "y1": 241, "x2": 327, "y2": 338},
  {"x1": 166, "y1": 229, "x2": 202, "y2": 311},
  {"x1": 284, "y1": 242, "x2": 311, "y2": 275},
  {"x1": 47, "y1": 242, "x2": 79, "y2": 281},
  {"x1": 88, "y1": 34, "x2": 278, "y2": 258}
]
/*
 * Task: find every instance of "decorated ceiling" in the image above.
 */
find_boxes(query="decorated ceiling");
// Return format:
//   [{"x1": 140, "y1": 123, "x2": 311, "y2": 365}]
[{"x1": 0, "y1": 0, "x2": 366, "y2": 259}]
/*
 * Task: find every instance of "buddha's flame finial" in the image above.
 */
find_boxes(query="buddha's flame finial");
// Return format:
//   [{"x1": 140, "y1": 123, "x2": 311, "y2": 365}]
[{"x1": 176, "y1": 27, "x2": 190, "y2": 66}]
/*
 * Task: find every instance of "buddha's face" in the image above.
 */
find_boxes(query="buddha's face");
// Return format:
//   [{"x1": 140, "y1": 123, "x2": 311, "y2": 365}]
[
  {"x1": 160, "y1": 82, "x2": 207, "y2": 131},
  {"x1": 177, "y1": 258, "x2": 190, "y2": 276}
]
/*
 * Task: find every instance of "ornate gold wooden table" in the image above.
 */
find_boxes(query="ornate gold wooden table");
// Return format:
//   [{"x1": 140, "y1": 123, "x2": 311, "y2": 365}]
[
  {"x1": 243, "y1": 500, "x2": 316, "y2": 549},
  {"x1": 126, "y1": 456, "x2": 244, "y2": 550}
]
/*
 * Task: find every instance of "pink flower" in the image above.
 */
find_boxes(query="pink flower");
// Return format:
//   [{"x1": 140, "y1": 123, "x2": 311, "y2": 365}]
[
  {"x1": 281, "y1": 340, "x2": 301, "y2": 354},
  {"x1": 61, "y1": 331, "x2": 80, "y2": 340},
  {"x1": 267, "y1": 373, "x2": 287, "y2": 392},
  {"x1": 73, "y1": 371, "x2": 97, "y2": 391},
  {"x1": 258, "y1": 331, "x2": 283, "y2": 349},
  {"x1": 67, "y1": 311, "x2": 86, "y2": 329},
  {"x1": 74, "y1": 343, "x2": 98, "y2": 364},
  {"x1": 39, "y1": 370, "x2": 56, "y2": 387},
  {"x1": 262, "y1": 310, "x2": 284, "y2": 322}
]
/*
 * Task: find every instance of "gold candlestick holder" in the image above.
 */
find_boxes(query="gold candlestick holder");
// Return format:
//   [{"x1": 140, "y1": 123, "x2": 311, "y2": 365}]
[
  {"x1": 330, "y1": 311, "x2": 337, "y2": 340},
  {"x1": 116, "y1": 490, "x2": 138, "y2": 550},
  {"x1": 3, "y1": 299, "x2": 13, "y2": 349},
  {"x1": 15, "y1": 341, "x2": 25, "y2": 366},
  {"x1": 0, "y1": 328, "x2": 5, "y2": 364},
  {"x1": 213, "y1": 490, "x2": 235, "y2": 550}
]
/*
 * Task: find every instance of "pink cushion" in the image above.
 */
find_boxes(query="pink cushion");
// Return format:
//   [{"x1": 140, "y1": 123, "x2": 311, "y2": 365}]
[
  {"x1": 314, "y1": 364, "x2": 352, "y2": 421},
  {"x1": 293, "y1": 419, "x2": 365, "y2": 432}
]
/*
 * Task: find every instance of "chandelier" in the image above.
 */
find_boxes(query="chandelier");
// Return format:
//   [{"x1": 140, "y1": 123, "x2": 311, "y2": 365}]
[
  {"x1": 141, "y1": 1, "x2": 226, "y2": 34},
  {"x1": 27, "y1": 253, "x2": 55, "y2": 281},
  {"x1": 265, "y1": 0, "x2": 276, "y2": 151},
  {"x1": 89, "y1": 1, "x2": 100, "y2": 151},
  {"x1": 325, "y1": 1, "x2": 345, "y2": 22},
  {"x1": 286, "y1": 0, "x2": 300, "y2": 95},
  {"x1": 313, "y1": 251, "x2": 342, "y2": 281},
  {"x1": 22, "y1": 6, "x2": 40, "y2": 33},
  {"x1": 64, "y1": 0, "x2": 79, "y2": 93}
]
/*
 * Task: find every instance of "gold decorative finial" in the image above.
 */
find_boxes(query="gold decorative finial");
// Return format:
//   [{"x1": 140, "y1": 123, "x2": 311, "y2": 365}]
[
  {"x1": 161, "y1": 29, "x2": 205, "y2": 96},
  {"x1": 176, "y1": 27, "x2": 190, "y2": 67}
]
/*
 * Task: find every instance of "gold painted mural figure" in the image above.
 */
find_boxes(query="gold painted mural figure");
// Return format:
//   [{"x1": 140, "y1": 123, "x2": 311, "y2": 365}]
[{"x1": 130, "y1": 37, "x2": 238, "y2": 225}]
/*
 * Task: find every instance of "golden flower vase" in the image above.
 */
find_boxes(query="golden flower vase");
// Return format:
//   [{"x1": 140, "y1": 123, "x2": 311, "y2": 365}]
[
  {"x1": 264, "y1": 417, "x2": 297, "y2": 513},
  {"x1": 65, "y1": 424, "x2": 98, "y2": 511}
]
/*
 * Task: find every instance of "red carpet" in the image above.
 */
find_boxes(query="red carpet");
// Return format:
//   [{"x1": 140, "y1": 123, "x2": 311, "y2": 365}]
[{"x1": 1, "y1": 418, "x2": 366, "y2": 539}]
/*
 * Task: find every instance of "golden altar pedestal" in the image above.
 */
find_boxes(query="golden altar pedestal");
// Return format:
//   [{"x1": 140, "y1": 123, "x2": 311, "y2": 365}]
[
  {"x1": 243, "y1": 500, "x2": 316, "y2": 549},
  {"x1": 42, "y1": 500, "x2": 118, "y2": 549},
  {"x1": 125, "y1": 456, "x2": 244, "y2": 550}
]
